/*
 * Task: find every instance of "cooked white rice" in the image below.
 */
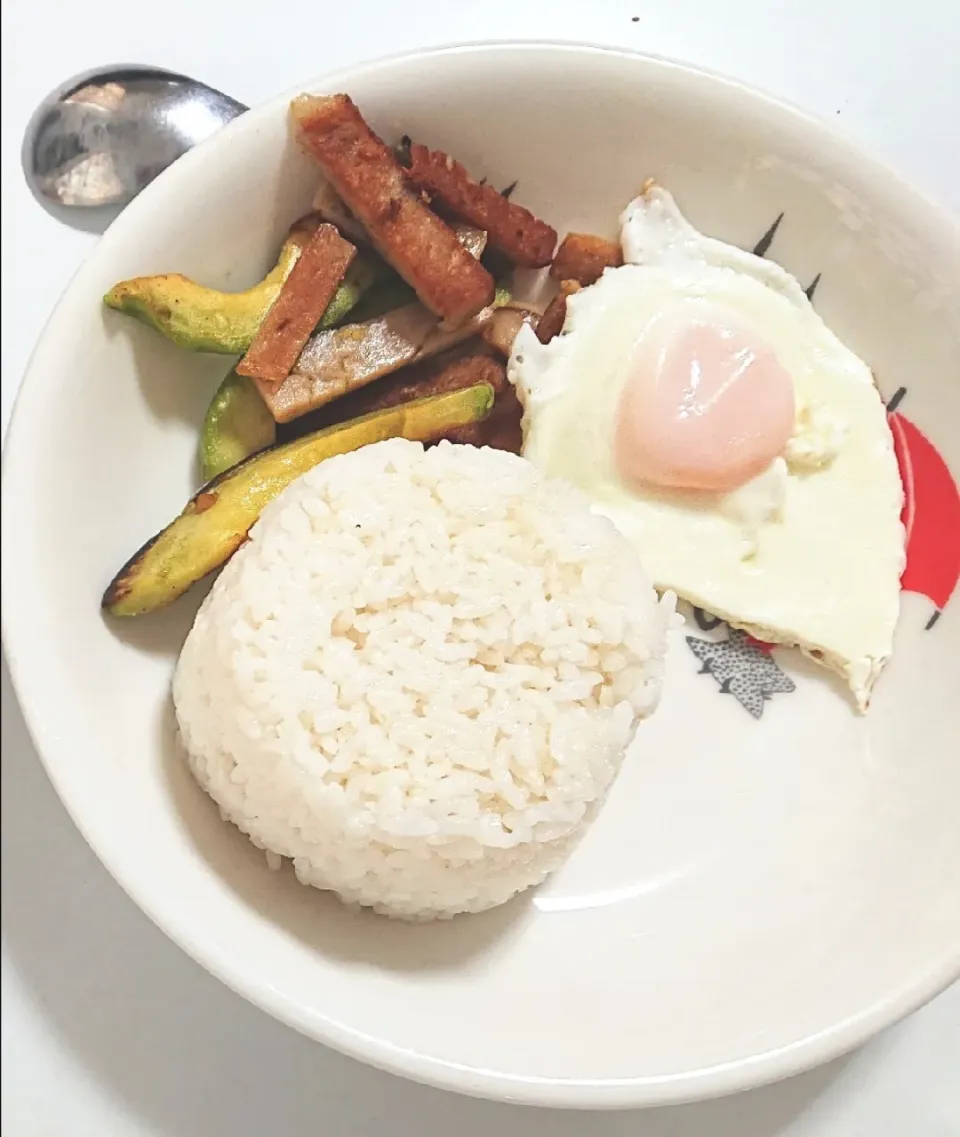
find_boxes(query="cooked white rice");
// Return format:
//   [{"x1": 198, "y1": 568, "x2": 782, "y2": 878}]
[{"x1": 173, "y1": 440, "x2": 672, "y2": 919}]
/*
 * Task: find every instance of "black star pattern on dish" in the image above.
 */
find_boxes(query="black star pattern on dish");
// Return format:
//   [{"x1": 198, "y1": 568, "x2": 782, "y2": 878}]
[
  {"x1": 751, "y1": 213, "x2": 822, "y2": 301},
  {"x1": 686, "y1": 628, "x2": 796, "y2": 719}
]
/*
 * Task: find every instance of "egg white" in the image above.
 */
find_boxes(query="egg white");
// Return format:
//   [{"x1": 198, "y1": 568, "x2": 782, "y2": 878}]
[{"x1": 509, "y1": 186, "x2": 905, "y2": 710}]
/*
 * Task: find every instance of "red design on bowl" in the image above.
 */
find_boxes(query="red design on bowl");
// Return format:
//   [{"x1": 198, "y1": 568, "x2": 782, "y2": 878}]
[{"x1": 888, "y1": 387, "x2": 960, "y2": 628}]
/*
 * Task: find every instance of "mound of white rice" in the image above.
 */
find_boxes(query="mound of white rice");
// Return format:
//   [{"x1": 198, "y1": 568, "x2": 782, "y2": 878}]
[{"x1": 173, "y1": 439, "x2": 672, "y2": 919}]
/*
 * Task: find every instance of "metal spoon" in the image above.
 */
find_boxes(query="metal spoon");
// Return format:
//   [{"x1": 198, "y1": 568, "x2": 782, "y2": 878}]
[{"x1": 22, "y1": 65, "x2": 247, "y2": 209}]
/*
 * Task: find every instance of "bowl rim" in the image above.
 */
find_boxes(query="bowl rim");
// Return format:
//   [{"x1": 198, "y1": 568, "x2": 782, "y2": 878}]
[{"x1": 3, "y1": 40, "x2": 959, "y2": 1110}]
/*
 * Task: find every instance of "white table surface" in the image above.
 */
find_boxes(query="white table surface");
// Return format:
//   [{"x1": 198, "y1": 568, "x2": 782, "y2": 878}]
[{"x1": 2, "y1": 2, "x2": 959, "y2": 1133}]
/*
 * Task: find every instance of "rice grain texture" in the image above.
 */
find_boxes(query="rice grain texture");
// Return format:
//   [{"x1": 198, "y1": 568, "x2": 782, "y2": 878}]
[{"x1": 173, "y1": 440, "x2": 672, "y2": 919}]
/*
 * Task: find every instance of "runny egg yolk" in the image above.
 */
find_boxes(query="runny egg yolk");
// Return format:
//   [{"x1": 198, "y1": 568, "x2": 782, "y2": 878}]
[{"x1": 614, "y1": 303, "x2": 796, "y2": 494}]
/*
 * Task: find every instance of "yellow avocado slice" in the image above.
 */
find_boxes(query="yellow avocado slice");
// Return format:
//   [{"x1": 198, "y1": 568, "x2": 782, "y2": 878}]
[
  {"x1": 198, "y1": 370, "x2": 276, "y2": 482},
  {"x1": 102, "y1": 383, "x2": 495, "y2": 616},
  {"x1": 103, "y1": 219, "x2": 383, "y2": 354}
]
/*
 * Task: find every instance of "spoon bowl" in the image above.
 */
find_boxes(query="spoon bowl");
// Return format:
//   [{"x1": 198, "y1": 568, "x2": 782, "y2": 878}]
[{"x1": 22, "y1": 65, "x2": 246, "y2": 209}]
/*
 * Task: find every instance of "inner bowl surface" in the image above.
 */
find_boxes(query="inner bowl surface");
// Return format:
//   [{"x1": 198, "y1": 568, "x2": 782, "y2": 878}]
[{"x1": 3, "y1": 43, "x2": 959, "y2": 1109}]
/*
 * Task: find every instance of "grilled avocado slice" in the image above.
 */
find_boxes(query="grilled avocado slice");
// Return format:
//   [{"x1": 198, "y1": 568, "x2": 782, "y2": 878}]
[
  {"x1": 103, "y1": 222, "x2": 384, "y2": 354},
  {"x1": 199, "y1": 370, "x2": 276, "y2": 481},
  {"x1": 102, "y1": 383, "x2": 496, "y2": 616}
]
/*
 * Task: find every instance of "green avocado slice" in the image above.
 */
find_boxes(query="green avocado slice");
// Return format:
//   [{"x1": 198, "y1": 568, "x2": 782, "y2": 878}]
[
  {"x1": 199, "y1": 371, "x2": 276, "y2": 481},
  {"x1": 103, "y1": 224, "x2": 385, "y2": 354},
  {"x1": 102, "y1": 383, "x2": 496, "y2": 617},
  {"x1": 102, "y1": 218, "x2": 492, "y2": 355}
]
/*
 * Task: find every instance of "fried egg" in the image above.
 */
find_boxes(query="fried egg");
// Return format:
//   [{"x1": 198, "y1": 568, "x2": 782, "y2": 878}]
[{"x1": 508, "y1": 184, "x2": 905, "y2": 710}]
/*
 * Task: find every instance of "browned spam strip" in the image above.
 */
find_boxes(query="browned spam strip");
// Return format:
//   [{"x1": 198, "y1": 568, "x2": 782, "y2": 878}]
[
  {"x1": 311, "y1": 178, "x2": 490, "y2": 262},
  {"x1": 258, "y1": 303, "x2": 435, "y2": 423},
  {"x1": 275, "y1": 341, "x2": 524, "y2": 455},
  {"x1": 536, "y1": 280, "x2": 582, "y2": 344},
  {"x1": 313, "y1": 341, "x2": 521, "y2": 453},
  {"x1": 237, "y1": 224, "x2": 356, "y2": 387},
  {"x1": 549, "y1": 232, "x2": 623, "y2": 286},
  {"x1": 344, "y1": 349, "x2": 508, "y2": 419},
  {"x1": 407, "y1": 143, "x2": 557, "y2": 269},
  {"x1": 291, "y1": 95, "x2": 494, "y2": 324},
  {"x1": 311, "y1": 178, "x2": 369, "y2": 244},
  {"x1": 278, "y1": 344, "x2": 506, "y2": 436},
  {"x1": 259, "y1": 302, "x2": 497, "y2": 424}
]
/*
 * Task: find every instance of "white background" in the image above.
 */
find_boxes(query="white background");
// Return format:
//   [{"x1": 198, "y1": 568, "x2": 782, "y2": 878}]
[{"x1": 2, "y1": 2, "x2": 959, "y2": 1134}]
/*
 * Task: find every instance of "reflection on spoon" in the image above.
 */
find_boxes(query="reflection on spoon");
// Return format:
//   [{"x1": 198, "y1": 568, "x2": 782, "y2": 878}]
[{"x1": 22, "y1": 65, "x2": 247, "y2": 209}]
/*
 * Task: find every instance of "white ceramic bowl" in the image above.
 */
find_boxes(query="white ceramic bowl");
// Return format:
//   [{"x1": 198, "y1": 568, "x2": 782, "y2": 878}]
[{"x1": 3, "y1": 44, "x2": 960, "y2": 1110}]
